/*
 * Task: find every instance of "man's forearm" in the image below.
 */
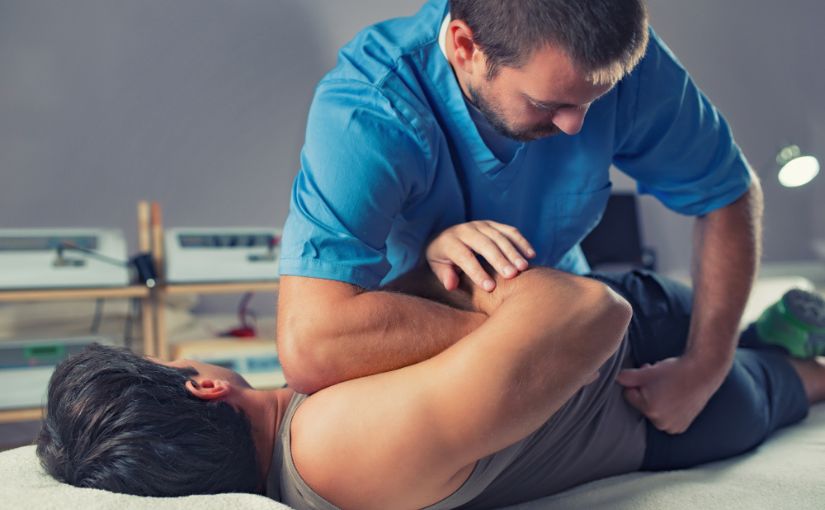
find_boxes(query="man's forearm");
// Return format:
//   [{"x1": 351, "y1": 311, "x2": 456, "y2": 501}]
[
  {"x1": 329, "y1": 288, "x2": 485, "y2": 373},
  {"x1": 277, "y1": 270, "x2": 485, "y2": 393},
  {"x1": 686, "y1": 179, "x2": 764, "y2": 375}
]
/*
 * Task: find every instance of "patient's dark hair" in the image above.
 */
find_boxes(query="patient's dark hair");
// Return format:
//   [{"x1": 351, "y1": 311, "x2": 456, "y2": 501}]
[
  {"x1": 450, "y1": 0, "x2": 649, "y2": 82},
  {"x1": 36, "y1": 344, "x2": 259, "y2": 496}
]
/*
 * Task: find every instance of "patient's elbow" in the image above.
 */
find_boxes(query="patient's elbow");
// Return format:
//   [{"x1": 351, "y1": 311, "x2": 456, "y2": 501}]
[
  {"x1": 583, "y1": 282, "x2": 633, "y2": 351},
  {"x1": 605, "y1": 285, "x2": 633, "y2": 330}
]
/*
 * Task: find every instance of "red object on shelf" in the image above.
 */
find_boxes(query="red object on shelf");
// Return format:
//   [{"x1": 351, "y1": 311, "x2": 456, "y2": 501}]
[{"x1": 221, "y1": 326, "x2": 257, "y2": 338}]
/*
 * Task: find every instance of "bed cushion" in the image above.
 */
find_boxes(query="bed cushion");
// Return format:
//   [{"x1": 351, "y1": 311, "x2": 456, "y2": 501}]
[{"x1": 0, "y1": 444, "x2": 289, "y2": 510}]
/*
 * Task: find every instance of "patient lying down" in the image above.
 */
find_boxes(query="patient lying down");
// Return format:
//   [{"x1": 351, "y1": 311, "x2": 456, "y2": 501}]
[{"x1": 36, "y1": 267, "x2": 825, "y2": 510}]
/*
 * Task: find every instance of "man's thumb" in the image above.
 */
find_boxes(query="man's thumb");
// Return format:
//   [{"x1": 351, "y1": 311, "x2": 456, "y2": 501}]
[
  {"x1": 622, "y1": 387, "x2": 647, "y2": 412},
  {"x1": 616, "y1": 367, "x2": 647, "y2": 387}
]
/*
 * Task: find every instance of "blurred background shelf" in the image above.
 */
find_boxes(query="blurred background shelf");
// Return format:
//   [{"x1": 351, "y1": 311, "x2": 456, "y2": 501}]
[
  {"x1": 0, "y1": 286, "x2": 149, "y2": 302},
  {"x1": 163, "y1": 282, "x2": 279, "y2": 296},
  {"x1": 0, "y1": 408, "x2": 42, "y2": 425}
]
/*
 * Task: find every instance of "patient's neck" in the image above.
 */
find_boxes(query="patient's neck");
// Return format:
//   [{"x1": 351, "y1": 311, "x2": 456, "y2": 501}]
[{"x1": 244, "y1": 387, "x2": 294, "y2": 489}]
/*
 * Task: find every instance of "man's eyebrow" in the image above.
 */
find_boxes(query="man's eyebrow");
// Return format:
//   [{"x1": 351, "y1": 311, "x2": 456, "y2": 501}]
[
  {"x1": 523, "y1": 85, "x2": 616, "y2": 110},
  {"x1": 522, "y1": 93, "x2": 569, "y2": 109}
]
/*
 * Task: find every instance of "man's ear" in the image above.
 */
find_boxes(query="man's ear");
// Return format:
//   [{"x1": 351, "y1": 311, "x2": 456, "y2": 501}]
[
  {"x1": 185, "y1": 378, "x2": 231, "y2": 401},
  {"x1": 448, "y1": 19, "x2": 484, "y2": 76}
]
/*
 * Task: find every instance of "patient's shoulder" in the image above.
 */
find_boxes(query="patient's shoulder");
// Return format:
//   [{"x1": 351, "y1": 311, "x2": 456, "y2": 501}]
[{"x1": 287, "y1": 377, "x2": 475, "y2": 510}]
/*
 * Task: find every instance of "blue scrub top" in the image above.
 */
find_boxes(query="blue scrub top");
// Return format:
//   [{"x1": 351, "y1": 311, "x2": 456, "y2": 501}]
[{"x1": 279, "y1": 0, "x2": 752, "y2": 289}]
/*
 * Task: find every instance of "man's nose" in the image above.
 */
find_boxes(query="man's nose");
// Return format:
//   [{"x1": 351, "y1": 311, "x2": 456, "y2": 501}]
[{"x1": 553, "y1": 108, "x2": 587, "y2": 136}]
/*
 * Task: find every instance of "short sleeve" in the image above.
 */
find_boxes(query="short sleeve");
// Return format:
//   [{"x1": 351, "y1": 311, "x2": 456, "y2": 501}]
[
  {"x1": 278, "y1": 80, "x2": 428, "y2": 289},
  {"x1": 613, "y1": 29, "x2": 752, "y2": 216}
]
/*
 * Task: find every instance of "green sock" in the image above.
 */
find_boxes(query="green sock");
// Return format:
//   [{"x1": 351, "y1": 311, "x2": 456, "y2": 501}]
[{"x1": 755, "y1": 289, "x2": 825, "y2": 358}]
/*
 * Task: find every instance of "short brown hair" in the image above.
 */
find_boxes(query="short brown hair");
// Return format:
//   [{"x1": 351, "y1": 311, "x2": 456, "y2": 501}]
[{"x1": 450, "y1": 0, "x2": 649, "y2": 83}]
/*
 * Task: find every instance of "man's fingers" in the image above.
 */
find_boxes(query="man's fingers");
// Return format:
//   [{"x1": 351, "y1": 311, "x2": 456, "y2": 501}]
[
  {"x1": 622, "y1": 387, "x2": 647, "y2": 413},
  {"x1": 486, "y1": 221, "x2": 536, "y2": 259},
  {"x1": 429, "y1": 261, "x2": 459, "y2": 291},
  {"x1": 427, "y1": 221, "x2": 533, "y2": 290},
  {"x1": 462, "y1": 229, "x2": 518, "y2": 278},
  {"x1": 615, "y1": 368, "x2": 646, "y2": 387},
  {"x1": 476, "y1": 224, "x2": 529, "y2": 272},
  {"x1": 452, "y1": 246, "x2": 496, "y2": 291}
]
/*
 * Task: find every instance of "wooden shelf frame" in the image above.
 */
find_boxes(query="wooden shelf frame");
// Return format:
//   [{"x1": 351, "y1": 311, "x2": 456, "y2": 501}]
[
  {"x1": 0, "y1": 286, "x2": 149, "y2": 302},
  {"x1": 0, "y1": 407, "x2": 43, "y2": 424},
  {"x1": 163, "y1": 281, "x2": 280, "y2": 296},
  {"x1": 0, "y1": 201, "x2": 282, "y2": 423}
]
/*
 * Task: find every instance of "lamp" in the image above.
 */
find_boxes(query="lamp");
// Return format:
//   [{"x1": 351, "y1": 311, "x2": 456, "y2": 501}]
[{"x1": 776, "y1": 145, "x2": 820, "y2": 188}]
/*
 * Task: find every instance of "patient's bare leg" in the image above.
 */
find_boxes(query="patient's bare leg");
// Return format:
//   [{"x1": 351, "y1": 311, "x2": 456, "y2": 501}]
[{"x1": 787, "y1": 357, "x2": 825, "y2": 403}]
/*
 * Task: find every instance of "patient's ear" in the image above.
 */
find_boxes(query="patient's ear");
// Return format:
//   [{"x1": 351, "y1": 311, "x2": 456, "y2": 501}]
[{"x1": 185, "y1": 378, "x2": 231, "y2": 400}]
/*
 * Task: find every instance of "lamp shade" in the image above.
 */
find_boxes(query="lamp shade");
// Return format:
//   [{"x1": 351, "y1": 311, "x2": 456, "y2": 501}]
[{"x1": 777, "y1": 145, "x2": 820, "y2": 188}]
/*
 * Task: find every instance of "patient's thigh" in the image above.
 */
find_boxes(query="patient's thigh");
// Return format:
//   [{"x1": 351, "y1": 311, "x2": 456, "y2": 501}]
[
  {"x1": 641, "y1": 348, "x2": 809, "y2": 470},
  {"x1": 588, "y1": 270, "x2": 693, "y2": 366}
]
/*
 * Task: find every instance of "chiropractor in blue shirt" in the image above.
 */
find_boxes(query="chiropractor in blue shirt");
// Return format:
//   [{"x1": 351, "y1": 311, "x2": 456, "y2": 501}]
[{"x1": 277, "y1": 0, "x2": 763, "y2": 436}]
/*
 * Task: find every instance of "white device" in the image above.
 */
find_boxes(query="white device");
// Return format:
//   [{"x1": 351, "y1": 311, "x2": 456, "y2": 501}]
[
  {"x1": 0, "y1": 229, "x2": 130, "y2": 290},
  {"x1": 164, "y1": 227, "x2": 281, "y2": 284},
  {"x1": 0, "y1": 336, "x2": 110, "y2": 410}
]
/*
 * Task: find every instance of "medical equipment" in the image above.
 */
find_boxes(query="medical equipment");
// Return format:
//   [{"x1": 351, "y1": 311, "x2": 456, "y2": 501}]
[
  {"x1": 0, "y1": 229, "x2": 130, "y2": 290},
  {"x1": 0, "y1": 336, "x2": 110, "y2": 410},
  {"x1": 164, "y1": 227, "x2": 281, "y2": 283}
]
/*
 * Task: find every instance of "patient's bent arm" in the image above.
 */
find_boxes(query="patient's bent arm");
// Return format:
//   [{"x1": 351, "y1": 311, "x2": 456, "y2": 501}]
[{"x1": 289, "y1": 267, "x2": 632, "y2": 510}]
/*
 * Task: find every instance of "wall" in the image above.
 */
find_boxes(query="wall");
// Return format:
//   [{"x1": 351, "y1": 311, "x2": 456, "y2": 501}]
[
  {"x1": 0, "y1": 0, "x2": 420, "y2": 237},
  {"x1": 637, "y1": 0, "x2": 825, "y2": 270},
  {"x1": 1, "y1": 0, "x2": 822, "y2": 310}
]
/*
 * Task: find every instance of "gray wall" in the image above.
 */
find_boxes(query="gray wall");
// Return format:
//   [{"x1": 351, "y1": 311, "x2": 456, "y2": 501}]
[
  {"x1": 1, "y1": 1, "x2": 823, "y2": 311},
  {"x1": 0, "y1": 0, "x2": 421, "y2": 237}
]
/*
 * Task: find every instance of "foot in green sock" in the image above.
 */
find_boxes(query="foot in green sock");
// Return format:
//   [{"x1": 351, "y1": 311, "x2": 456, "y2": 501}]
[{"x1": 756, "y1": 289, "x2": 825, "y2": 358}]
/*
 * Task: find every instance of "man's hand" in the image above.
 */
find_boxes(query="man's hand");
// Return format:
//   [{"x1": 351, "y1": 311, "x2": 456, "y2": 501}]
[
  {"x1": 426, "y1": 221, "x2": 536, "y2": 292},
  {"x1": 615, "y1": 355, "x2": 726, "y2": 434}
]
